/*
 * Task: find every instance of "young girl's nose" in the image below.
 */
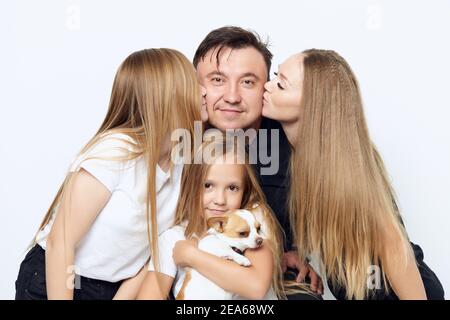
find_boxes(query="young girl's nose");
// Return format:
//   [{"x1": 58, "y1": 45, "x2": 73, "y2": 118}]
[{"x1": 213, "y1": 190, "x2": 226, "y2": 205}]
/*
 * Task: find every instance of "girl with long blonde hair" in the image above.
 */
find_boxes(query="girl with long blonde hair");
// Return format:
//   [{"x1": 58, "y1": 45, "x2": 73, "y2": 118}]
[
  {"x1": 137, "y1": 133, "x2": 288, "y2": 299},
  {"x1": 262, "y1": 49, "x2": 444, "y2": 300},
  {"x1": 15, "y1": 48, "x2": 202, "y2": 300}
]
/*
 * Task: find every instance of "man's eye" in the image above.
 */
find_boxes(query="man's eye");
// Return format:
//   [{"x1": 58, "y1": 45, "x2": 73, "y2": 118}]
[
  {"x1": 243, "y1": 79, "x2": 255, "y2": 86},
  {"x1": 212, "y1": 77, "x2": 223, "y2": 83}
]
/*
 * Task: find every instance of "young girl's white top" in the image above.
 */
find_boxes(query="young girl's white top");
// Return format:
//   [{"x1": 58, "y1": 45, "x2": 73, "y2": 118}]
[
  {"x1": 149, "y1": 222, "x2": 278, "y2": 300},
  {"x1": 36, "y1": 133, "x2": 183, "y2": 283}
]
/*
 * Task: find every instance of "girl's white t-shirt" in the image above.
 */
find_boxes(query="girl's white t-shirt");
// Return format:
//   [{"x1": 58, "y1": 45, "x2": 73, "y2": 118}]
[
  {"x1": 148, "y1": 223, "x2": 278, "y2": 300},
  {"x1": 36, "y1": 133, "x2": 183, "y2": 283}
]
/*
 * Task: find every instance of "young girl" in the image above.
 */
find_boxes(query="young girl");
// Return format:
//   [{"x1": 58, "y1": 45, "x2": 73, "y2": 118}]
[
  {"x1": 15, "y1": 48, "x2": 202, "y2": 300},
  {"x1": 137, "y1": 134, "x2": 287, "y2": 299},
  {"x1": 262, "y1": 49, "x2": 444, "y2": 300}
]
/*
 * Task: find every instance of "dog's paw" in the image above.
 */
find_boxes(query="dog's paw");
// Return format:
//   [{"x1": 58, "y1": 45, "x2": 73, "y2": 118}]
[{"x1": 234, "y1": 255, "x2": 251, "y2": 267}]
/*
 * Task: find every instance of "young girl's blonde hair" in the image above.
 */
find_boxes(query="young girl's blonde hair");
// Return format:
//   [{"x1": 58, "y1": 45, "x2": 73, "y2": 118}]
[{"x1": 33, "y1": 48, "x2": 201, "y2": 273}]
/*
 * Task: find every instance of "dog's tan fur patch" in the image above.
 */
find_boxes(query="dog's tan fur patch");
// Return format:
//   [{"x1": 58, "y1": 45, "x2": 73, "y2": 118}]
[{"x1": 222, "y1": 213, "x2": 251, "y2": 238}]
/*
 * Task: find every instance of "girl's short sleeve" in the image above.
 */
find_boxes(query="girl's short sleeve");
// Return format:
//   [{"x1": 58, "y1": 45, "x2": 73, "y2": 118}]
[
  {"x1": 148, "y1": 226, "x2": 186, "y2": 278},
  {"x1": 69, "y1": 133, "x2": 134, "y2": 192}
]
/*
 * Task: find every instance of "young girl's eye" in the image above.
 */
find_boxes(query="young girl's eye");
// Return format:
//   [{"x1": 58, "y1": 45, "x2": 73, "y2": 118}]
[
  {"x1": 204, "y1": 182, "x2": 212, "y2": 189},
  {"x1": 228, "y1": 185, "x2": 239, "y2": 192}
]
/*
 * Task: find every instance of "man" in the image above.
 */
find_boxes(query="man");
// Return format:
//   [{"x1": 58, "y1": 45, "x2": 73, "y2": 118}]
[{"x1": 193, "y1": 26, "x2": 323, "y2": 298}]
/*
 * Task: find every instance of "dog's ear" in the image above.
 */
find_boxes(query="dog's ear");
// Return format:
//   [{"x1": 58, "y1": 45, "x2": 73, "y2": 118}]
[{"x1": 207, "y1": 216, "x2": 229, "y2": 233}]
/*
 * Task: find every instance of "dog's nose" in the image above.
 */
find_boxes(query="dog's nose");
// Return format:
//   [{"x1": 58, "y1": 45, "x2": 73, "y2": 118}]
[{"x1": 256, "y1": 237, "x2": 263, "y2": 247}]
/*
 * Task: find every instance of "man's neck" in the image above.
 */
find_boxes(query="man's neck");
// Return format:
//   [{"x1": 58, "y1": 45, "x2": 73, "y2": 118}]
[
  {"x1": 248, "y1": 117, "x2": 262, "y2": 131},
  {"x1": 244, "y1": 117, "x2": 262, "y2": 145}
]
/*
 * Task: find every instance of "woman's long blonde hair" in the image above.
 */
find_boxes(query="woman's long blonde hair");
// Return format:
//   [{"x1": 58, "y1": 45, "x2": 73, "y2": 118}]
[
  {"x1": 289, "y1": 49, "x2": 412, "y2": 299},
  {"x1": 34, "y1": 48, "x2": 201, "y2": 272},
  {"x1": 173, "y1": 133, "x2": 286, "y2": 299}
]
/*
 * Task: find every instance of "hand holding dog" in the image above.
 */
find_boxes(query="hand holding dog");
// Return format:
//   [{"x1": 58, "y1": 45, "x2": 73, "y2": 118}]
[{"x1": 173, "y1": 238, "x2": 199, "y2": 268}]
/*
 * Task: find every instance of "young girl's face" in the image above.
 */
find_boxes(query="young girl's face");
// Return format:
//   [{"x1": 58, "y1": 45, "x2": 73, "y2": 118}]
[{"x1": 203, "y1": 161, "x2": 245, "y2": 219}]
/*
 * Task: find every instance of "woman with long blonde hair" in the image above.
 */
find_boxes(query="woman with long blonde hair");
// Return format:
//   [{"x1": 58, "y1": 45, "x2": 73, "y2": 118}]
[
  {"x1": 137, "y1": 133, "x2": 288, "y2": 299},
  {"x1": 262, "y1": 49, "x2": 444, "y2": 299},
  {"x1": 15, "y1": 48, "x2": 202, "y2": 300}
]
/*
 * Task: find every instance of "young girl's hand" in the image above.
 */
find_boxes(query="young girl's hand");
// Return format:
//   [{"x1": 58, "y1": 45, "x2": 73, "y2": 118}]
[{"x1": 173, "y1": 238, "x2": 199, "y2": 267}]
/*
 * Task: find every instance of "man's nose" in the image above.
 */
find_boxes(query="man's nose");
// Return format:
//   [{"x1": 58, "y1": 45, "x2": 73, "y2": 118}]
[
  {"x1": 264, "y1": 80, "x2": 273, "y2": 92},
  {"x1": 223, "y1": 83, "x2": 241, "y2": 104}
]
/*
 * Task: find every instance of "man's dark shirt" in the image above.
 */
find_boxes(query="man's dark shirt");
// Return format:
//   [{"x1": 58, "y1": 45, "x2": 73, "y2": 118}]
[{"x1": 249, "y1": 117, "x2": 293, "y2": 251}]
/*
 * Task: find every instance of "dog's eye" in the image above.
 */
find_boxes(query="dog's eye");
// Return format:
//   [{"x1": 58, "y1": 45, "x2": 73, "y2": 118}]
[
  {"x1": 256, "y1": 226, "x2": 261, "y2": 233},
  {"x1": 239, "y1": 231, "x2": 249, "y2": 237}
]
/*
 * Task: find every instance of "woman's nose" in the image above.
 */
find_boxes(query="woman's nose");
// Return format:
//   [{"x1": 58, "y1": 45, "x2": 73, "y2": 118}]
[{"x1": 264, "y1": 80, "x2": 272, "y2": 92}]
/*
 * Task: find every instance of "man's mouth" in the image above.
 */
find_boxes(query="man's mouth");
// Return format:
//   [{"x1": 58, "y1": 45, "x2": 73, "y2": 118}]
[
  {"x1": 216, "y1": 108, "x2": 243, "y2": 120},
  {"x1": 218, "y1": 108, "x2": 243, "y2": 114}
]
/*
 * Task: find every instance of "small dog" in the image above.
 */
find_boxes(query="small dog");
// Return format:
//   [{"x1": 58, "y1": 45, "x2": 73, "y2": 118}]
[{"x1": 176, "y1": 208, "x2": 265, "y2": 300}]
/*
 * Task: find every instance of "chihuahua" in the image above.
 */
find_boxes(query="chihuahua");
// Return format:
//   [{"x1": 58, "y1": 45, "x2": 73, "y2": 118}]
[{"x1": 176, "y1": 208, "x2": 266, "y2": 300}]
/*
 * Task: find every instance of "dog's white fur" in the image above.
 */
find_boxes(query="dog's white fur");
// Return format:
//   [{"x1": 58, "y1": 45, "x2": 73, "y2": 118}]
[{"x1": 176, "y1": 209, "x2": 265, "y2": 300}]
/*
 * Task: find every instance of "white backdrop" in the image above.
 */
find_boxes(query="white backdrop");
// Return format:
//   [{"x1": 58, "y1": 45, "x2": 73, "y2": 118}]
[{"x1": 1, "y1": 0, "x2": 449, "y2": 299}]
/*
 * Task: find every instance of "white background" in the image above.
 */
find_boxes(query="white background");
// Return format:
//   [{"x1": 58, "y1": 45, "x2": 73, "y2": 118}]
[{"x1": 1, "y1": 0, "x2": 449, "y2": 299}]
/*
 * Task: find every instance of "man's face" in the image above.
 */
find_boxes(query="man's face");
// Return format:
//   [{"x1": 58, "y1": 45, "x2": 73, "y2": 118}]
[{"x1": 196, "y1": 46, "x2": 268, "y2": 131}]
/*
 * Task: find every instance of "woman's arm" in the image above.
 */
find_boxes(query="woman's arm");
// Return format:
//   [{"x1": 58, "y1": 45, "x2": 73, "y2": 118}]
[
  {"x1": 136, "y1": 271, "x2": 174, "y2": 300},
  {"x1": 113, "y1": 263, "x2": 149, "y2": 300},
  {"x1": 173, "y1": 239, "x2": 273, "y2": 299},
  {"x1": 383, "y1": 228, "x2": 426, "y2": 299},
  {"x1": 45, "y1": 169, "x2": 111, "y2": 299}
]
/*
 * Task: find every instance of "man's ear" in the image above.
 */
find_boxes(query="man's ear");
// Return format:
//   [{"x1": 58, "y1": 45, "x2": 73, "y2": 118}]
[{"x1": 207, "y1": 216, "x2": 229, "y2": 233}]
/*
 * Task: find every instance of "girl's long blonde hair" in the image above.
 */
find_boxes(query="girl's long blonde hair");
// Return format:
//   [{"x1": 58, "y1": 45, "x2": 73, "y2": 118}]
[
  {"x1": 34, "y1": 48, "x2": 201, "y2": 272},
  {"x1": 289, "y1": 49, "x2": 412, "y2": 299},
  {"x1": 173, "y1": 133, "x2": 286, "y2": 299}
]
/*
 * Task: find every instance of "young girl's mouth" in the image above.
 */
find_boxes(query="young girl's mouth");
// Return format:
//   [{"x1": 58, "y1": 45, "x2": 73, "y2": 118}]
[{"x1": 207, "y1": 208, "x2": 228, "y2": 215}]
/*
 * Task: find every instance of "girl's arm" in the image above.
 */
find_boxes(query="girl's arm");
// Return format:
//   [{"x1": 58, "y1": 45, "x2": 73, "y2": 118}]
[
  {"x1": 136, "y1": 271, "x2": 174, "y2": 300},
  {"x1": 113, "y1": 263, "x2": 149, "y2": 300},
  {"x1": 173, "y1": 239, "x2": 273, "y2": 299},
  {"x1": 383, "y1": 227, "x2": 427, "y2": 299},
  {"x1": 45, "y1": 169, "x2": 111, "y2": 299}
]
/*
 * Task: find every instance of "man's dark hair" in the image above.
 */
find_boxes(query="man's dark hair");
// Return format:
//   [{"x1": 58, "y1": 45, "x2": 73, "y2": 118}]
[{"x1": 193, "y1": 26, "x2": 273, "y2": 80}]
